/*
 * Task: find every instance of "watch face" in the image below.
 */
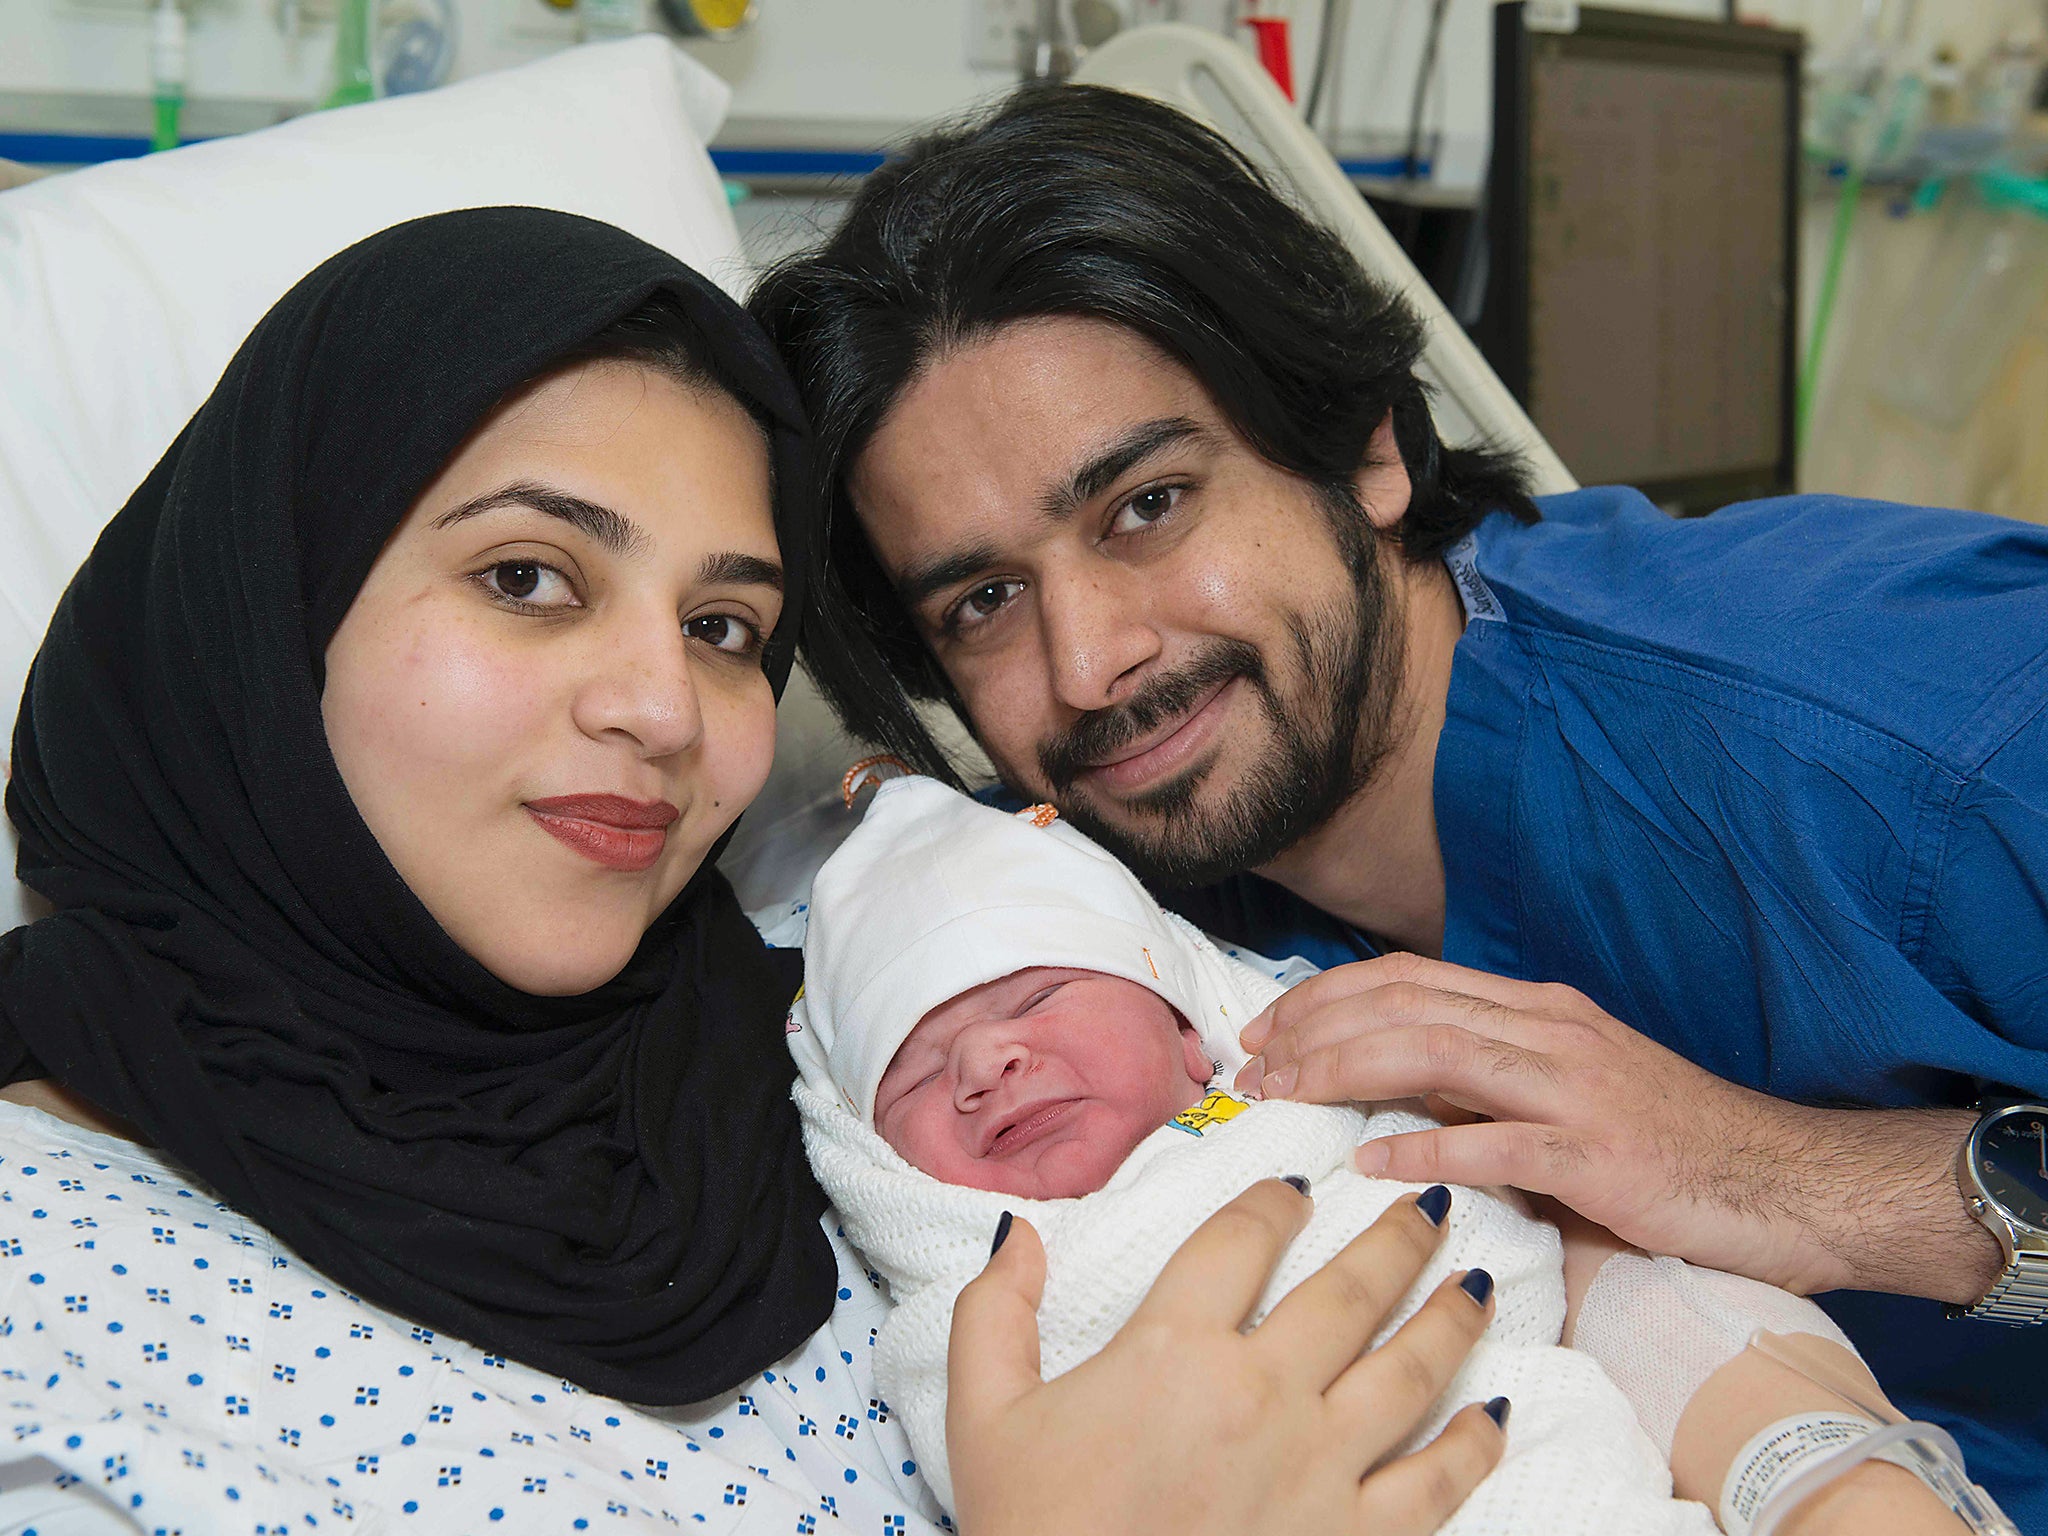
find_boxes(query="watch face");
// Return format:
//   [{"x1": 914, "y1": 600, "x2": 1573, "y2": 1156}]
[{"x1": 1976, "y1": 1108, "x2": 2048, "y2": 1233}]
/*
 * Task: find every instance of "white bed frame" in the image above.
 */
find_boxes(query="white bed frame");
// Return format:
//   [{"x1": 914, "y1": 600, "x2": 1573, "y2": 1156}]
[{"x1": 1074, "y1": 25, "x2": 1578, "y2": 495}]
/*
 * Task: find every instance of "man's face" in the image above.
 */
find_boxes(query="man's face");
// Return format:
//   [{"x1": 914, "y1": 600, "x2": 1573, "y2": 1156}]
[
  {"x1": 849, "y1": 316, "x2": 1405, "y2": 885},
  {"x1": 872, "y1": 966, "x2": 1214, "y2": 1199}
]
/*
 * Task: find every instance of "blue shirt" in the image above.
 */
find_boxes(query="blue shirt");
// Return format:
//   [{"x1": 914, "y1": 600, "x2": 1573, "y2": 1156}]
[{"x1": 1167, "y1": 487, "x2": 2048, "y2": 1525}]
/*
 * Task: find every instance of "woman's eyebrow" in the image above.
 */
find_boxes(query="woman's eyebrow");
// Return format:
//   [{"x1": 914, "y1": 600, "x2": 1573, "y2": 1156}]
[
  {"x1": 696, "y1": 551, "x2": 783, "y2": 592},
  {"x1": 433, "y1": 480, "x2": 649, "y2": 558}
]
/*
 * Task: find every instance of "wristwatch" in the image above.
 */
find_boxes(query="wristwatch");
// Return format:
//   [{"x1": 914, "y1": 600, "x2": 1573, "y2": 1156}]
[{"x1": 1953, "y1": 1098, "x2": 2048, "y2": 1325}]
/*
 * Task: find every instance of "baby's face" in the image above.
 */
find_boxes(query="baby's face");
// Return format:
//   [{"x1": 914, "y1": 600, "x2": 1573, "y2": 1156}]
[{"x1": 873, "y1": 966, "x2": 1215, "y2": 1200}]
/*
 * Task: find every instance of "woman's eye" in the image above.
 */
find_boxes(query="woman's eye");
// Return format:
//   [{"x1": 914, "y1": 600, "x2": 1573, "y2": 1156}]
[
  {"x1": 948, "y1": 578, "x2": 1024, "y2": 633},
  {"x1": 479, "y1": 560, "x2": 577, "y2": 609},
  {"x1": 684, "y1": 614, "x2": 761, "y2": 654},
  {"x1": 1108, "y1": 484, "x2": 1182, "y2": 536}
]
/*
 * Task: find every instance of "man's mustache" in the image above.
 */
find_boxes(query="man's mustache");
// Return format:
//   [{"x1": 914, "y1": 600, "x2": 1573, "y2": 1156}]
[{"x1": 1037, "y1": 639, "x2": 1265, "y2": 790}]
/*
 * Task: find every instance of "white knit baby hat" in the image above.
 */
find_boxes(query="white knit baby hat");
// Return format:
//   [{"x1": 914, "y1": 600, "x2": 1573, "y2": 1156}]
[{"x1": 787, "y1": 774, "x2": 1278, "y2": 1125}]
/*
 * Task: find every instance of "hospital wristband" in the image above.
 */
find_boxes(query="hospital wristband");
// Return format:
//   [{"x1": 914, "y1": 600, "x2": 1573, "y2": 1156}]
[{"x1": 1720, "y1": 1412, "x2": 1922, "y2": 1536}]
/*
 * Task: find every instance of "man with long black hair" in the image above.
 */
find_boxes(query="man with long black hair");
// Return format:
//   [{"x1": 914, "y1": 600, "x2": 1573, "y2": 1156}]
[{"x1": 751, "y1": 84, "x2": 2048, "y2": 1522}]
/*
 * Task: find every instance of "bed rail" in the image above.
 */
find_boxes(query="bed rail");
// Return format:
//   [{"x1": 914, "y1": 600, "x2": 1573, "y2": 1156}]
[{"x1": 1073, "y1": 25, "x2": 1577, "y2": 496}]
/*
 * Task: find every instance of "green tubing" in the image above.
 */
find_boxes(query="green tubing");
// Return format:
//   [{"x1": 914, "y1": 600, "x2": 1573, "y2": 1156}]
[
  {"x1": 1979, "y1": 169, "x2": 2048, "y2": 219},
  {"x1": 323, "y1": 0, "x2": 375, "y2": 109},
  {"x1": 1798, "y1": 74, "x2": 1927, "y2": 454},
  {"x1": 150, "y1": 92, "x2": 182, "y2": 153},
  {"x1": 1797, "y1": 158, "x2": 1863, "y2": 453}
]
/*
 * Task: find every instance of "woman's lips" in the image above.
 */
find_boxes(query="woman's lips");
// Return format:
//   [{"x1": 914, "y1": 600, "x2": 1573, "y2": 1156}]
[
  {"x1": 1079, "y1": 676, "x2": 1238, "y2": 796},
  {"x1": 525, "y1": 794, "x2": 679, "y2": 874}
]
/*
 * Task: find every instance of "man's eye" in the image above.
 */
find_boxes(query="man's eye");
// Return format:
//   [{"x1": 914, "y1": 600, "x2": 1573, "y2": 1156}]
[
  {"x1": 1108, "y1": 484, "x2": 1182, "y2": 536},
  {"x1": 478, "y1": 560, "x2": 577, "y2": 608},
  {"x1": 948, "y1": 578, "x2": 1024, "y2": 633}
]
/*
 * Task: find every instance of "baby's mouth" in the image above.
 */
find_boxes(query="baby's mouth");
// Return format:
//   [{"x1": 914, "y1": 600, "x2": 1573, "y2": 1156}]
[{"x1": 984, "y1": 1098, "x2": 1081, "y2": 1158}]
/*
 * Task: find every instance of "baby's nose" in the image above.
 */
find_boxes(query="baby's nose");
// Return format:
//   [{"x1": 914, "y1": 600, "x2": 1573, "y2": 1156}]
[{"x1": 955, "y1": 1029, "x2": 1031, "y2": 1099}]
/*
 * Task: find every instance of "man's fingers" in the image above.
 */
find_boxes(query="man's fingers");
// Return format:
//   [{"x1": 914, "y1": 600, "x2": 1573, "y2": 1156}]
[
  {"x1": 1353, "y1": 1120, "x2": 1594, "y2": 1199},
  {"x1": 1240, "y1": 953, "x2": 1567, "y2": 1052},
  {"x1": 1249, "y1": 1024, "x2": 1566, "y2": 1123},
  {"x1": 1133, "y1": 1177, "x2": 1312, "y2": 1331},
  {"x1": 1251, "y1": 1191, "x2": 1451, "y2": 1390},
  {"x1": 1276, "y1": 983, "x2": 1550, "y2": 1061},
  {"x1": 1421, "y1": 1093, "x2": 1484, "y2": 1127},
  {"x1": 1357, "y1": 1400, "x2": 1508, "y2": 1535},
  {"x1": 1326, "y1": 1268, "x2": 1498, "y2": 1466},
  {"x1": 946, "y1": 1212, "x2": 1047, "y2": 1443}
]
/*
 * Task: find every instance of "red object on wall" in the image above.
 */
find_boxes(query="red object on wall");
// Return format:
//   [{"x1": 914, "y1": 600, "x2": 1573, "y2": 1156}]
[{"x1": 1243, "y1": 17, "x2": 1294, "y2": 101}]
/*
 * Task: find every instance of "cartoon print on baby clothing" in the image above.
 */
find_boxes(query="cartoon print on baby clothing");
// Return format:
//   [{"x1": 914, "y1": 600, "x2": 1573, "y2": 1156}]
[{"x1": 1168, "y1": 1089, "x2": 1251, "y2": 1138}]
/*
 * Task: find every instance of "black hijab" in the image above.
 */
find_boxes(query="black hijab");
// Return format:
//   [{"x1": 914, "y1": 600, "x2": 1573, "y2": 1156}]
[{"x1": 0, "y1": 207, "x2": 834, "y2": 1404}]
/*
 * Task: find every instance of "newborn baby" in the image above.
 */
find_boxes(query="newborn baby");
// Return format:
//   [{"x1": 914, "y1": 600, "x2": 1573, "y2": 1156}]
[
  {"x1": 788, "y1": 775, "x2": 1715, "y2": 1533},
  {"x1": 872, "y1": 962, "x2": 1215, "y2": 1199}
]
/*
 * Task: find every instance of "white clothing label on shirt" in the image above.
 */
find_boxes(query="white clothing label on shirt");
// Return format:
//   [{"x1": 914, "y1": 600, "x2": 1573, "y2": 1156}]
[
  {"x1": 1444, "y1": 534, "x2": 1505, "y2": 624},
  {"x1": 1720, "y1": 1412, "x2": 1879, "y2": 1535}
]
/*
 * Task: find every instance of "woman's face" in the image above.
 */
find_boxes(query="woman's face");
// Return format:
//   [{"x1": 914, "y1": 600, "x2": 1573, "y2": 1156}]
[{"x1": 323, "y1": 358, "x2": 783, "y2": 995}]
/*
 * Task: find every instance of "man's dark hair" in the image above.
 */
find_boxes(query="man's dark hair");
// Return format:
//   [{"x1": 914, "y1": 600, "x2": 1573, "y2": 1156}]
[{"x1": 750, "y1": 83, "x2": 1538, "y2": 781}]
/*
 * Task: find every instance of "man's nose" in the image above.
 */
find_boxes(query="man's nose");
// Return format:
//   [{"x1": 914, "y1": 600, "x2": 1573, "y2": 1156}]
[
  {"x1": 1038, "y1": 562, "x2": 1162, "y2": 713},
  {"x1": 569, "y1": 612, "x2": 706, "y2": 760}
]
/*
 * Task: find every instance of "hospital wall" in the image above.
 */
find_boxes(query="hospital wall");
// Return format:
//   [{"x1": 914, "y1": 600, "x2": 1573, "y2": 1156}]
[
  {"x1": 8, "y1": 0, "x2": 2031, "y2": 190},
  {"x1": 0, "y1": 0, "x2": 1734, "y2": 196},
  {"x1": 5, "y1": 0, "x2": 2046, "y2": 521}
]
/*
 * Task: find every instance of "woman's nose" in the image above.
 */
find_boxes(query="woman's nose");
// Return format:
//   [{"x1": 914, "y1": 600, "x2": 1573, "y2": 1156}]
[
  {"x1": 1040, "y1": 563, "x2": 1162, "y2": 713},
  {"x1": 569, "y1": 617, "x2": 705, "y2": 760}
]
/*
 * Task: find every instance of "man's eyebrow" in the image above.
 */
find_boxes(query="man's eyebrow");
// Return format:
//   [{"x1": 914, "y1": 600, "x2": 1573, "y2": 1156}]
[
  {"x1": 897, "y1": 541, "x2": 1005, "y2": 613},
  {"x1": 1039, "y1": 416, "x2": 1208, "y2": 521},
  {"x1": 696, "y1": 551, "x2": 783, "y2": 592},
  {"x1": 893, "y1": 418, "x2": 1209, "y2": 616},
  {"x1": 432, "y1": 480, "x2": 649, "y2": 559}
]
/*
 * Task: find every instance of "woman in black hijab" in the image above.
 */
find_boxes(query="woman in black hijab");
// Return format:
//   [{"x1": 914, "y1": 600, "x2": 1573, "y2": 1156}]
[
  {"x1": 1, "y1": 204, "x2": 833, "y2": 1403},
  {"x1": 0, "y1": 206, "x2": 1503, "y2": 1536}
]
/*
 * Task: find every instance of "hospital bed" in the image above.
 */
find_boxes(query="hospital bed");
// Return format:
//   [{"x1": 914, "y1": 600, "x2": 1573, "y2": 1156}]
[
  {"x1": 1076, "y1": 26, "x2": 1576, "y2": 499},
  {"x1": 0, "y1": 26, "x2": 1575, "y2": 927}
]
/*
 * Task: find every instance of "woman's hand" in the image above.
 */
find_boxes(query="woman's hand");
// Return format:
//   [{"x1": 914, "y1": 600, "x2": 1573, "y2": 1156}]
[{"x1": 946, "y1": 1180, "x2": 1507, "y2": 1536}]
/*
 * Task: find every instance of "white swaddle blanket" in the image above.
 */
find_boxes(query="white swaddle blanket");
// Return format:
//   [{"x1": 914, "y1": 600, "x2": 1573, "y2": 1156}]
[{"x1": 789, "y1": 776, "x2": 1715, "y2": 1532}]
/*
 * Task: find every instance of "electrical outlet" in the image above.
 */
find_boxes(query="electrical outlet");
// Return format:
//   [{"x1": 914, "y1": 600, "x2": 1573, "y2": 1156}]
[
  {"x1": 966, "y1": 0, "x2": 1238, "y2": 72},
  {"x1": 503, "y1": 0, "x2": 579, "y2": 46},
  {"x1": 964, "y1": 0, "x2": 1033, "y2": 71}
]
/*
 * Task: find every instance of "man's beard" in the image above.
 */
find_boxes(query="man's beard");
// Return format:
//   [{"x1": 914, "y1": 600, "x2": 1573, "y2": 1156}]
[{"x1": 1029, "y1": 498, "x2": 1402, "y2": 889}]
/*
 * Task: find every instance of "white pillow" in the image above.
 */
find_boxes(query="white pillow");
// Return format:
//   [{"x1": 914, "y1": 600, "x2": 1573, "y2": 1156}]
[{"x1": 0, "y1": 38, "x2": 749, "y2": 934}]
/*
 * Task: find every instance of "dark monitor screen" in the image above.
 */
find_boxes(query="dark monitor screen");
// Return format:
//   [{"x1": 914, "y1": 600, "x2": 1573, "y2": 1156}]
[{"x1": 1482, "y1": 5, "x2": 1802, "y2": 510}]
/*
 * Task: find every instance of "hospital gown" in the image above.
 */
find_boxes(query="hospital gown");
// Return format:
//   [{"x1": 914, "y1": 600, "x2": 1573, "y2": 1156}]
[{"x1": 0, "y1": 1096, "x2": 951, "y2": 1536}]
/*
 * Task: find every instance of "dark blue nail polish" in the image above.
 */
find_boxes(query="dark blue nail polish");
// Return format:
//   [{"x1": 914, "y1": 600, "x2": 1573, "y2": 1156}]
[
  {"x1": 1484, "y1": 1396, "x2": 1511, "y2": 1430},
  {"x1": 990, "y1": 1210, "x2": 1013, "y2": 1258},
  {"x1": 1281, "y1": 1174, "x2": 1311, "y2": 1197},
  {"x1": 1415, "y1": 1185, "x2": 1452, "y2": 1226},
  {"x1": 1460, "y1": 1268, "x2": 1495, "y2": 1307}
]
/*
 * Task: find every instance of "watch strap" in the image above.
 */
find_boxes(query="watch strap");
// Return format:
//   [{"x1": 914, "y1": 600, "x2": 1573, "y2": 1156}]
[{"x1": 1960, "y1": 1249, "x2": 2048, "y2": 1326}]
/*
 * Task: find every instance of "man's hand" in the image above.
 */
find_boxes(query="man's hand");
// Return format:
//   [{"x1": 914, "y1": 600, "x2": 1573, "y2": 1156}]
[{"x1": 1235, "y1": 953, "x2": 2001, "y2": 1302}]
